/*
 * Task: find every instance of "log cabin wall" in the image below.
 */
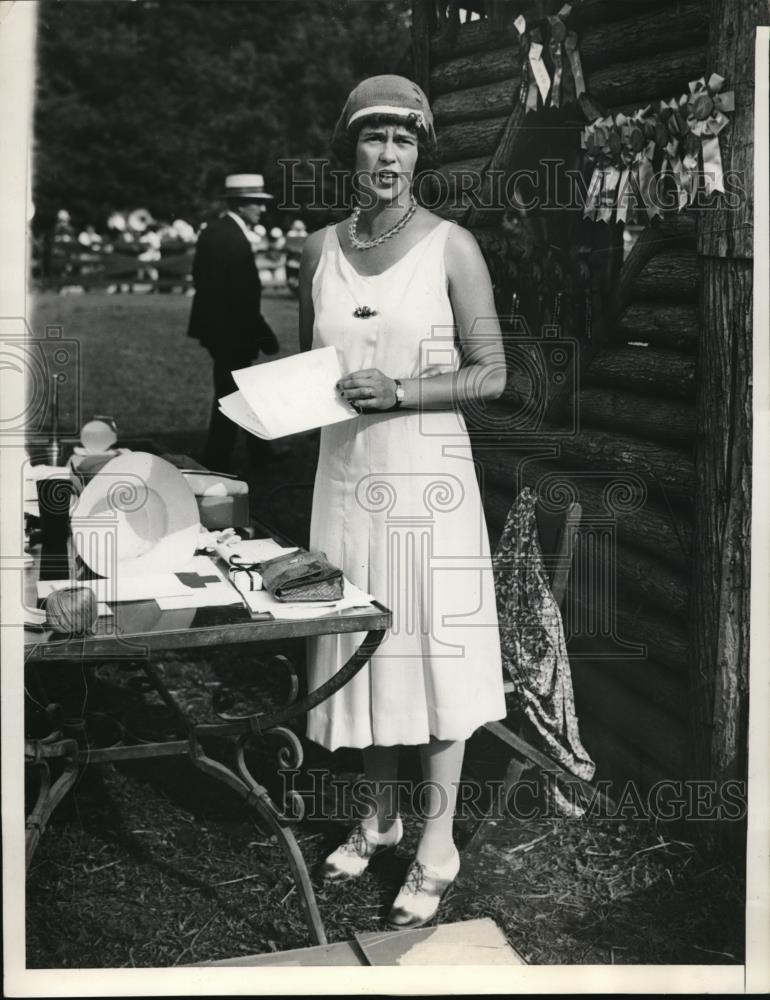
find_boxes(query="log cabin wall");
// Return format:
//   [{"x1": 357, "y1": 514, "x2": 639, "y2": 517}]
[{"x1": 417, "y1": 0, "x2": 711, "y2": 793}]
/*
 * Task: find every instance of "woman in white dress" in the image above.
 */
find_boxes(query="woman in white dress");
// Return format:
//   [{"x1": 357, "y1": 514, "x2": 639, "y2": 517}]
[{"x1": 299, "y1": 75, "x2": 507, "y2": 928}]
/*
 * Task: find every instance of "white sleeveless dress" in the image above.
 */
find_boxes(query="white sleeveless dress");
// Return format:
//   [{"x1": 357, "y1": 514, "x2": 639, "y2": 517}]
[{"x1": 306, "y1": 220, "x2": 506, "y2": 750}]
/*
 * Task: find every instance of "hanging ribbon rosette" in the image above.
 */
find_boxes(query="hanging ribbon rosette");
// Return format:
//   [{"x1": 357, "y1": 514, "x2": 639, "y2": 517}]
[
  {"x1": 684, "y1": 73, "x2": 735, "y2": 194},
  {"x1": 546, "y1": 4, "x2": 578, "y2": 108},
  {"x1": 581, "y1": 116, "x2": 614, "y2": 220},
  {"x1": 658, "y1": 95, "x2": 696, "y2": 210},
  {"x1": 581, "y1": 107, "x2": 659, "y2": 223},
  {"x1": 514, "y1": 13, "x2": 552, "y2": 114},
  {"x1": 619, "y1": 107, "x2": 660, "y2": 222},
  {"x1": 513, "y1": 5, "x2": 586, "y2": 114}
]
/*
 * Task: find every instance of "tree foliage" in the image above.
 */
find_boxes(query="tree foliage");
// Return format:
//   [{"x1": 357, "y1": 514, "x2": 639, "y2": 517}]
[{"x1": 34, "y1": 0, "x2": 412, "y2": 228}]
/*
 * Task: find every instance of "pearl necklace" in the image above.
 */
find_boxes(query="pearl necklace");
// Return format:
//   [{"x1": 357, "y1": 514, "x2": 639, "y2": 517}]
[{"x1": 348, "y1": 195, "x2": 417, "y2": 251}]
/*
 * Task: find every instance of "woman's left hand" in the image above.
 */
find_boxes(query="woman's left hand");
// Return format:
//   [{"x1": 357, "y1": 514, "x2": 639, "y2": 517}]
[{"x1": 336, "y1": 369, "x2": 398, "y2": 412}]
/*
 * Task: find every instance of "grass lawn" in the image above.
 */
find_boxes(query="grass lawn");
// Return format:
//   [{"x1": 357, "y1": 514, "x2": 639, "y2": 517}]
[
  {"x1": 23, "y1": 292, "x2": 745, "y2": 968},
  {"x1": 29, "y1": 288, "x2": 319, "y2": 540}
]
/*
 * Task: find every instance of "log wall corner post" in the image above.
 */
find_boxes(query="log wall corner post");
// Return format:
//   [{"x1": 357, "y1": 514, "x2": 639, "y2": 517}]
[
  {"x1": 411, "y1": 0, "x2": 435, "y2": 99},
  {"x1": 690, "y1": 0, "x2": 768, "y2": 848}
]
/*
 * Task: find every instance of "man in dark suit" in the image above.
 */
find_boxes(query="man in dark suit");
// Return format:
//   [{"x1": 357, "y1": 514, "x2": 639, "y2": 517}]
[{"x1": 188, "y1": 173, "x2": 281, "y2": 473}]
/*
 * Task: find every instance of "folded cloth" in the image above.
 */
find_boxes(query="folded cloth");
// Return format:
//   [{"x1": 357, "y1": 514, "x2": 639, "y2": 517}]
[
  {"x1": 238, "y1": 579, "x2": 374, "y2": 619},
  {"x1": 259, "y1": 549, "x2": 344, "y2": 602}
]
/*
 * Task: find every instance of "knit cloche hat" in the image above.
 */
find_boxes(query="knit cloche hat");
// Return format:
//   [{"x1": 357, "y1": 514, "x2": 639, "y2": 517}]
[{"x1": 332, "y1": 75, "x2": 436, "y2": 147}]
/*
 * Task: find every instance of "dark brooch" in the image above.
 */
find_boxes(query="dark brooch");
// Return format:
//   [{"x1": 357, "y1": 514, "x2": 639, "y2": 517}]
[{"x1": 353, "y1": 306, "x2": 377, "y2": 319}]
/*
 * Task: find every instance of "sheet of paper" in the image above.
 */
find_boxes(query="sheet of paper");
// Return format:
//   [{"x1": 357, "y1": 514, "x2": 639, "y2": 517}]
[
  {"x1": 155, "y1": 588, "x2": 243, "y2": 610},
  {"x1": 218, "y1": 390, "x2": 270, "y2": 439},
  {"x1": 226, "y1": 346, "x2": 357, "y2": 440},
  {"x1": 36, "y1": 556, "x2": 234, "y2": 604}
]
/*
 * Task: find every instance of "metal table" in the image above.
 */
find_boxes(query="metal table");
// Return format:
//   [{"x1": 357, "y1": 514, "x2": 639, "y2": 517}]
[{"x1": 24, "y1": 554, "x2": 390, "y2": 946}]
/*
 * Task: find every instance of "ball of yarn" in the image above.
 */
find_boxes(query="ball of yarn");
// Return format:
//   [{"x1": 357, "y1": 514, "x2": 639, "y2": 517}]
[{"x1": 45, "y1": 585, "x2": 98, "y2": 635}]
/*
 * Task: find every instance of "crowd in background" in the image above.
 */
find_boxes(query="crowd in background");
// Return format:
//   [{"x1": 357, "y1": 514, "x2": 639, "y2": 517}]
[{"x1": 34, "y1": 208, "x2": 308, "y2": 292}]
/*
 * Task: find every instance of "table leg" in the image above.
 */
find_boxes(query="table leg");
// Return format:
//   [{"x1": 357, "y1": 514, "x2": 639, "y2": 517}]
[
  {"x1": 190, "y1": 742, "x2": 327, "y2": 946},
  {"x1": 25, "y1": 736, "x2": 80, "y2": 871},
  {"x1": 185, "y1": 628, "x2": 388, "y2": 946}
]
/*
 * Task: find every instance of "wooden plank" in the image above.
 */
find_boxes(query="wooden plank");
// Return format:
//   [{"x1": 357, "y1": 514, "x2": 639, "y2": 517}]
[
  {"x1": 436, "y1": 115, "x2": 508, "y2": 162},
  {"x1": 204, "y1": 918, "x2": 524, "y2": 966},
  {"x1": 433, "y1": 77, "x2": 521, "y2": 125},
  {"x1": 632, "y1": 250, "x2": 699, "y2": 302},
  {"x1": 485, "y1": 721, "x2": 600, "y2": 800},
  {"x1": 612, "y1": 540, "x2": 690, "y2": 618},
  {"x1": 556, "y1": 428, "x2": 696, "y2": 500},
  {"x1": 577, "y1": 387, "x2": 695, "y2": 448},
  {"x1": 616, "y1": 302, "x2": 699, "y2": 354},
  {"x1": 586, "y1": 46, "x2": 707, "y2": 108},
  {"x1": 577, "y1": 386, "x2": 696, "y2": 447},
  {"x1": 579, "y1": 1, "x2": 708, "y2": 70},
  {"x1": 436, "y1": 155, "x2": 490, "y2": 184},
  {"x1": 431, "y1": 45, "x2": 520, "y2": 97},
  {"x1": 610, "y1": 216, "x2": 698, "y2": 319},
  {"x1": 583, "y1": 346, "x2": 697, "y2": 400},
  {"x1": 565, "y1": 586, "x2": 689, "y2": 670},
  {"x1": 574, "y1": 0, "x2": 671, "y2": 28},
  {"x1": 481, "y1": 458, "x2": 693, "y2": 571}
]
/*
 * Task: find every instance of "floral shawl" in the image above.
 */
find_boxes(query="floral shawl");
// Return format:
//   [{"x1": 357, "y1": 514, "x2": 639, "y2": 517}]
[{"x1": 493, "y1": 487, "x2": 596, "y2": 784}]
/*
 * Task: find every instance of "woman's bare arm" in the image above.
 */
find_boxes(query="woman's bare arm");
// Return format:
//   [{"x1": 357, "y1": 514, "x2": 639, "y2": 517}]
[
  {"x1": 298, "y1": 228, "x2": 325, "y2": 353},
  {"x1": 337, "y1": 224, "x2": 506, "y2": 411}
]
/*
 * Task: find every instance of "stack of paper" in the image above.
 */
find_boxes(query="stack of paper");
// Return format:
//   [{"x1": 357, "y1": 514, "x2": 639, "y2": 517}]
[{"x1": 219, "y1": 346, "x2": 357, "y2": 440}]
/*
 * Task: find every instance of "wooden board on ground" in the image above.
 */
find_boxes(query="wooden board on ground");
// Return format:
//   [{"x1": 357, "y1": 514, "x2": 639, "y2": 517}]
[{"x1": 200, "y1": 917, "x2": 524, "y2": 966}]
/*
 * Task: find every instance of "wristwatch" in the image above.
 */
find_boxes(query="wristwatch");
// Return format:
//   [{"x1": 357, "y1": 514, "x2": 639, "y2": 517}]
[{"x1": 392, "y1": 378, "x2": 405, "y2": 410}]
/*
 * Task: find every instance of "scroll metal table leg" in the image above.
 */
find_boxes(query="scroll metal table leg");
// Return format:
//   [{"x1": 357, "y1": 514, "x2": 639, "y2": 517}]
[
  {"x1": 185, "y1": 628, "x2": 388, "y2": 947},
  {"x1": 190, "y1": 746, "x2": 327, "y2": 946}
]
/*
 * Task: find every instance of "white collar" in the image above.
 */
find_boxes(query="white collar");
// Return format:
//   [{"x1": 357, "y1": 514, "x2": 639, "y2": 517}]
[{"x1": 226, "y1": 210, "x2": 253, "y2": 239}]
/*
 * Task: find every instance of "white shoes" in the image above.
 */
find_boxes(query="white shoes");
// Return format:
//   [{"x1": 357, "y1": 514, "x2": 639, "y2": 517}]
[
  {"x1": 386, "y1": 845, "x2": 461, "y2": 929},
  {"x1": 318, "y1": 817, "x2": 404, "y2": 881}
]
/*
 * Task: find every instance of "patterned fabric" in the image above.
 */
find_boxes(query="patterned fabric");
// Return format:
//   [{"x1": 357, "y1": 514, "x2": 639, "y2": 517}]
[{"x1": 493, "y1": 487, "x2": 596, "y2": 785}]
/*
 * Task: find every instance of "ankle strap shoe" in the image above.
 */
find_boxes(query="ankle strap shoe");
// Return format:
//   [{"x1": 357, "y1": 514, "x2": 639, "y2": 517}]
[
  {"x1": 386, "y1": 846, "x2": 461, "y2": 929},
  {"x1": 318, "y1": 817, "x2": 403, "y2": 881}
]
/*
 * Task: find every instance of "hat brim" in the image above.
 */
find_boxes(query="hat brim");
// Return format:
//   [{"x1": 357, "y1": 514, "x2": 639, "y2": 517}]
[
  {"x1": 71, "y1": 452, "x2": 200, "y2": 577},
  {"x1": 224, "y1": 191, "x2": 274, "y2": 201}
]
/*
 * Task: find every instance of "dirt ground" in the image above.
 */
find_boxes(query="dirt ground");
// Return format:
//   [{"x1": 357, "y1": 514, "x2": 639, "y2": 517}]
[{"x1": 23, "y1": 291, "x2": 746, "y2": 967}]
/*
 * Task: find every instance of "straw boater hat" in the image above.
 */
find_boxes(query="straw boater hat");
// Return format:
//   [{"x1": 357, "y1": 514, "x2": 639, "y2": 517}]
[
  {"x1": 70, "y1": 452, "x2": 200, "y2": 577},
  {"x1": 223, "y1": 174, "x2": 274, "y2": 201},
  {"x1": 332, "y1": 75, "x2": 436, "y2": 146}
]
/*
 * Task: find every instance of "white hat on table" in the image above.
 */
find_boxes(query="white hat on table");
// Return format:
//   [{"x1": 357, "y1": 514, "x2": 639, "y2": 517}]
[{"x1": 70, "y1": 452, "x2": 200, "y2": 577}]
